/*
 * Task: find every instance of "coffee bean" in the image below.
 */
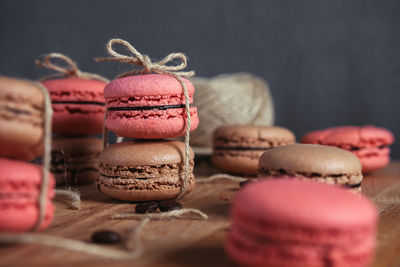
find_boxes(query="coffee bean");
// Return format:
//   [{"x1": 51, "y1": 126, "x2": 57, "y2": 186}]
[
  {"x1": 135, "y1": 201, "x2": 159, "y2": 214},
  {"x1": 91, "y1": 230, "x2": 121, "y2": 244},
  {"x1": 159, "y1": 200, "x2": 183, "y2": 212},
  {"x1": 239, "y1": 180, "x2": 250, "y2": 187}
]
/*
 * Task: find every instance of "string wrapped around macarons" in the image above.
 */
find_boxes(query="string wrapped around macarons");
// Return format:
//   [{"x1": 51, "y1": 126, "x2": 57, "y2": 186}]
[{"x1": 95, "y1": 38, "x2": 194, "y2": 200}]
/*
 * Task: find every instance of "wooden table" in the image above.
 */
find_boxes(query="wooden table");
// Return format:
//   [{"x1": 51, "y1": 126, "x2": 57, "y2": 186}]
[{"x1": 1, "y1": 158, "x2": 400, "y2": 267}]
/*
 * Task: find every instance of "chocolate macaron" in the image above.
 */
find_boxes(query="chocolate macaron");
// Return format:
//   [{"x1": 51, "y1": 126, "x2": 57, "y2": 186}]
[
  {"x1": 0, "y1": 76, "x2": 45, "y2": 161},
  {"x1": 97, "y1": 140, "x2": 195, "y2": 201},
  {"x1": 51, "y1": 137, "x2": 103, "y2": 185},
  {"x1": 258, "y1": 144, "x2": 363, "y2": 192},
  {"x1": 212, "y1": 125, "x2": 295, "y2": 175}
]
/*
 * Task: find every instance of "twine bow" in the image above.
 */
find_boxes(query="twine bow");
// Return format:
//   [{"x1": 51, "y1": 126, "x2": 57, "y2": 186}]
[
  {"x1": 96, "y1": 39, "x2": 194, "y2": 200},
  {"x1": 36, "y1": 53, "x2": 109, "y2": 82},
  {"x1": 95, "y1": 39, "x2": 194, "y2": 78}
]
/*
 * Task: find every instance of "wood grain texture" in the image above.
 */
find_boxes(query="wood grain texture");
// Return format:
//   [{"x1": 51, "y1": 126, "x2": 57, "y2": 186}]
[{"x1": 1, "y1": 158, "x2": 400, "y2": 267}]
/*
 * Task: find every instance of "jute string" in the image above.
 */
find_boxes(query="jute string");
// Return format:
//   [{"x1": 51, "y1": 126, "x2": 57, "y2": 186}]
[
  {"x1": 95, "y1": 39, "x2": 194, "y2": 200},
  {"x1": 196, "y1": 173, "x2": 248, "y2": 183},
  {"x1": 33, "y1": 82, "x2": 53, "y2": 230},
  {"x1": 36, "y1": 53, "x2": 109, "y2": 82},
  {"x1": 112, "y1": 208, "x2": 208, "y2": 220},
  {"x1": 55, "y1": 189, "x2": 81, "y2": 210}
]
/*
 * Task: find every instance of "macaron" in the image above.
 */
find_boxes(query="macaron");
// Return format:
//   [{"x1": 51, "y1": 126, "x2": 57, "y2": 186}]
[
  {"x1": 226, "y1": 179, "x2": 377, "y2": 267},
  {"x1": 41, "y1": 77, "x2": 107, "y2": 135},
  {"x1": 104, "y1": 74, "x2": 199, "y2": 139},
  {"x1": 212, "y1": 125, "x2": 295, "y2": 175},
  {"x1": 0, "y1": 76, "x2": 45, "y2": 161},
  {"x1": 97, "y1": 140, "x2": 195, "y2": 201},
  {"x1": 51, "y1": 137, "x2": 103, "y2": 185},
  {"x1": 0, "y1": 158, "x2": 55, "y2": 232},
  {"x1": 301, "y1": 125, "x2": 395, "y2": 173},
  {"x1": 258, "y1": 144, "x2": 363, "y2": 192}
]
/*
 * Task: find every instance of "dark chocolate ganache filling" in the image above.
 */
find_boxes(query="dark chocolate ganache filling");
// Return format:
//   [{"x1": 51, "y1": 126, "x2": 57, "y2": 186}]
[{"x1": 108, "y1": 104, "x2": 191, "y2": 111}]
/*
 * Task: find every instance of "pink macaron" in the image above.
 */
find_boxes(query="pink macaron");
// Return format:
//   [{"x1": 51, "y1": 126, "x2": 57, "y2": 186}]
[
  {"x1": 104, "y1": 74, "x2": 199, "y2": 139},
  {"x1": 302, "y1": 125, "x2": 394, "y2": 173},
  {"x1": 0, "y1": 158, "x2": 55, "y2": 232},
  {"x1": 226, "y1": 179, "x2": 377, "y2": 267},
  {"x1": 42, "y1": 77, "x2": 107, "y2": 135}
]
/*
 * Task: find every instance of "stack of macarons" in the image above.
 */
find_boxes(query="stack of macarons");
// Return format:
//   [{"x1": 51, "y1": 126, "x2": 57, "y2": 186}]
[
  {"x1": 0, "y1": 76, "x2": 55, "y2": 232},
  {"x1": 97, "y1": 74, "x2": 199, "y2": 201},
  {"x1": 212, "y1": 125, "x2": 295, "y2": 175},
  {"x1": 41, "y1": 77, "x2": 107, "y2": 185}
]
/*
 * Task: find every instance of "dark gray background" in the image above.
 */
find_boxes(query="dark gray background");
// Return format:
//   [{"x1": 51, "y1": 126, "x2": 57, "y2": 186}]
[{"x1": 0, "y1": 0, "x2": 399, "y2": 157}]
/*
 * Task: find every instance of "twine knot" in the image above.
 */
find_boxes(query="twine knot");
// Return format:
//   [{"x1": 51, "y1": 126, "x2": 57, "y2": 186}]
[
  {"x1": 95, "y1": 39, "x2": 195, "y2": 79},
  {"x1": 36, "y1": 53, "x2": 109, "y2": 82}
]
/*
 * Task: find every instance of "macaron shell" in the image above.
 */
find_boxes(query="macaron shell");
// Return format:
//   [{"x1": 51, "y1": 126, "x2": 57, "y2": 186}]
[
  {"x1": 0, "y1": 158, "x2": 55, "y2": 232},
  {"x1": 0, "y1": 119, "x2": 43, "y2": 161},
  {"x1": 0, "y1": 202, "x2": 54, "y2": 232},
  {"x1": 99, "y1": 140, "x2": 194, "y2": 167},
  {"x1": 0, "y1": 76, "x2": 44, "y2": 104},
  {"x1": 104, "y1": 74, "x2": 195, "y2": 98},
  {"x1": 43, "y1": 78, "x2": 106, "y2": 102},
  {"x1": 358, "y1": 149, "x2": 390, "y2": 173},
  {"x1": 106, "y1": 107, "x2": 199, "y2": 139},
  {"x1": 226, "y1": 227, "x2": 375, "y2": 267}
]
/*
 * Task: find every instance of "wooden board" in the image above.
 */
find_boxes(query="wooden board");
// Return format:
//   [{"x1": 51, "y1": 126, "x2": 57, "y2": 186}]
[{"x1": 1, "y1": 158, "x2": 400, "y2": 267}]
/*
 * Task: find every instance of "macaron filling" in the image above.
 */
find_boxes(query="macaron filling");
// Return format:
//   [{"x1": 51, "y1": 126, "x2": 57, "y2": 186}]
[{"x1": 257, "y1": 168, "x2": 363, "y2": 190}]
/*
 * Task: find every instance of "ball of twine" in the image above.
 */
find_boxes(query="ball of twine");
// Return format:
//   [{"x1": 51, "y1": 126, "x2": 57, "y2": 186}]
[{"x1": 190, "y1": 72, "x2": 275, "y2": 147}]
